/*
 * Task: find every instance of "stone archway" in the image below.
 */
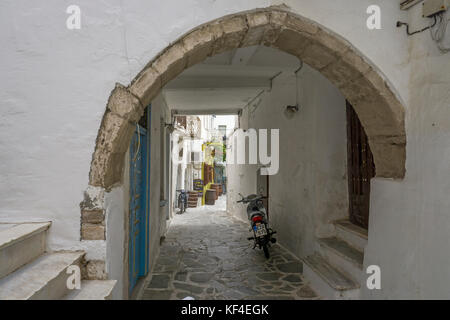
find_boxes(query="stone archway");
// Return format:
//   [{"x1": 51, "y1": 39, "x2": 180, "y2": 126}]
[{"x1": 88, "y1": 6, "x2": 406, "y2": 192}]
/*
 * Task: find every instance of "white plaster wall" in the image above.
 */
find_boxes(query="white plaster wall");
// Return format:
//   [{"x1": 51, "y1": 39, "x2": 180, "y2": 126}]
[
  {"x1": 105, "y1": 185, "x2": 126, "y2": 300},
  {"x1": 147, "y1": 95, "x2": 169, "y2": 278},
  {"x1": 362, "y1": 4, "x2": 450, "y2": 299},
  {"x1": 0, "y1": 0, "x2": 270, "y2": 252},
  {"x1": 274, "y1": 0, "x2": 410, "y2": 106},
  {"x1": 227, "y1": 63, "x2": 348, "y2": 259}
]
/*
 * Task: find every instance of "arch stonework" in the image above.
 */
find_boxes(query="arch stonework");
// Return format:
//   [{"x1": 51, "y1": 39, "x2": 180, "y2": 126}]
[{"x1": 89, "y1": 7, "x2": 406, "y2": 191}]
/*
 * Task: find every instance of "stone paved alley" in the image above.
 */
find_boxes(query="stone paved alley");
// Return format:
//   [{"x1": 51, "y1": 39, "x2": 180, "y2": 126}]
[{"x1": 138, "y1": 196, "x2": 318, "y2": 300}]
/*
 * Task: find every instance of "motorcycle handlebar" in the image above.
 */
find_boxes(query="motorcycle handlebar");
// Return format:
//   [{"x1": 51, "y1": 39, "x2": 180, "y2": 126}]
[{"x1": 236, "y1": 195, "x2": 267, "y2": 203}]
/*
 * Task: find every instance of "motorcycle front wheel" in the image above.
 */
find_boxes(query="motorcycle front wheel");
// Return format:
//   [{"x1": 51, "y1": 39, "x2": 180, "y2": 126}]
[{"x1": 263, "y1": 244, "x2": 270, "y2": 259}]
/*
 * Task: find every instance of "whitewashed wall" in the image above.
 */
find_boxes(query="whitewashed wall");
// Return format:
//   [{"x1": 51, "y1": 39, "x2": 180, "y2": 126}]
[
  {"x1": 277, "y1": 0, "x2": 410, "y2": 105},
  {"x1": 362, "y1": 4, "x2": 450, "y2": 299},
  {"x1": 0, "y1": 0, "x2": 271, "y2": 251}
]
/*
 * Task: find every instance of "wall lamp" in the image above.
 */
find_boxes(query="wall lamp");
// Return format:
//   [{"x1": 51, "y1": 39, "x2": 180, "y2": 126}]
[
  {"x1": 164, "y1": 122, "x2": 175, "y2": 133},
  {"x1": 285, "y1": 105, "x2": 299, "y2": 113}
]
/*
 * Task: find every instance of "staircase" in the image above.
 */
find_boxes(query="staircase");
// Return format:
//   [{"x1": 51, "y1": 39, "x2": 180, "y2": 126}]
[
  {"x1": 302, "y1": 220, "x2": 367, "y2": 299},
  {"x1": 0, "y1": 222, "x2": 116, "y2": 300}
]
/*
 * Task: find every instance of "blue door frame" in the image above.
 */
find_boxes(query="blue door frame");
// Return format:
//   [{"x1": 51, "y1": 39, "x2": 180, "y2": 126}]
[{"x1": 129, "y1": 107, "x2": 151, "y2": 294}]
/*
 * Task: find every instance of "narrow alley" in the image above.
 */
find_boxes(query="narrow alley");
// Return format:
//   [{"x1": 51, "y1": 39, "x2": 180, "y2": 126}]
[{"x1": 137, "y1": 196, "x2": 318, "y2": 300}]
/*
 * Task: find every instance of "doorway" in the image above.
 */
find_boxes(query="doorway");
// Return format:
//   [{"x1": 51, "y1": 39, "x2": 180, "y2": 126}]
[
  {"x1": 128, "y1": 107, "x2": 151, "y2": 294},
  {"x1": 346, "y1": 101, "x2": 375, "y2": 229}
]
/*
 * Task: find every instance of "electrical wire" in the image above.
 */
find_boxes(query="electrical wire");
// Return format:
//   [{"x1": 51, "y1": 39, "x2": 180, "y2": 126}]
[
  {"x1": 397, "y1": 15, "x2": 437, "y2": 36},
  {"x1": 133, "y1": 124, "x2": 141, "y2": 163}
]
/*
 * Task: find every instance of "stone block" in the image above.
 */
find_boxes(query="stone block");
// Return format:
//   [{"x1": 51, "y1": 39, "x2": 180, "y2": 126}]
[
  {"x1": 183, "y1": 26, "x2": 215, "y2": 68},
  {"x1": 301, "y1": 43, "x2": 338, "y2": 70},
  {"x1": 152, "y1": 42, "x2": 187, "y2": 87},
  {"x1": 315, "y1": 28, "x2": 349, "y2": 56},
  {"x1": 96, "y1": 111, "x2": 135, "y2": 154},
  {"x1": 102, "y1": 152, "x2": 127, "y2": 189},
  {"x1": 106, "y1": 84, "x2": 142, "y2": 122},
  {"x1": 320, "y1": 58, "x2": 364, "y2": 89},
  {"x1": 284, "y1": 13, "x2": 318, "y2": 35},
  {"x1": 364, "y1": 70, "x2": 405, "y2": 127},
  {"x1": 368, "y1": 137, "x2": 406, "y2": 179},
  {"x1": 89, "y1": 112, "x2": 134, "y2": 187},
  {"x1": 211, "y1": 16, "x2": 248, "y2": 56},
  {"x1": 81, "y1": 209, "x2": 104, "y2": 224},
  {"x1": 340, "y1": 74, "x2": 403, "y2": 137},
  {"x1": 242, "y1": 11, "x2": 271, "y2": 47},
  {"x1": 130, "y1": 67, "x2": 161, "y2": 107},
  {"x1": 269, "y1": 10, "x2": 288, "y2": 28},
  {"x1": 272, "y1": 28, "x2": 312, "y2": 58},
  {"x1": 261, "y1": 10, "x2": 288, "y2": 45},
  {"x1": 81, "y1": 223, "x2": 105, "y2": 240},
  {"x1": 85, "y1": 260, "x2": 107, "y2": 280},
  {"x1": 341, "y1": 47, "x2": 372, "y2": 76}
]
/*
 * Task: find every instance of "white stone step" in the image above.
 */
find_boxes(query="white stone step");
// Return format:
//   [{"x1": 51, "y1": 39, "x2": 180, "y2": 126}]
[
  {"x1": 334, "y1": 220, "x2": 368, "y2": 251},
  {"x1": 63, "y1": 280, "x2": 116, "y2": 300},
  {"x1": 0, "y1": 222, "x2": 51, "y2": 279},
  {"x1": 302, "y1": 253, "x2": 360, "y2": 300},
  {"x1": 0, "y1": 251, "x2": 85, "y2": 300},
  {"x1": 317, "y1": 237, "x2": 364, "y2": 282}
]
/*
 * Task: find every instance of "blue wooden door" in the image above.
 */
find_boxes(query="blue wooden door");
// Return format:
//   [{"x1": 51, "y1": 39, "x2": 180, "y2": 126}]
[{"x1": 129, "y1": 109, "x2": 151, "y2": 294}]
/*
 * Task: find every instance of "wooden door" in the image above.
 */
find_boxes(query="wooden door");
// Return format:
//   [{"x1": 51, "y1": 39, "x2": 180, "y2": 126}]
[
  {"x1": 203, "y1": 163, "x2": 213, "y2": 185},
  {"x1": 346, "y1": 101, "x2": 375, "y2": 229},
  {"x1": 129, "y1": 107, "x2": 151, "y2": 294}
]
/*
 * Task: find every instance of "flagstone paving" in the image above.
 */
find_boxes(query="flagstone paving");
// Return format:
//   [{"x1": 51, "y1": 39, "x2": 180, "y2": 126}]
[{"x1": 138, "y1": 196, "x2": 318, "y2": 300}]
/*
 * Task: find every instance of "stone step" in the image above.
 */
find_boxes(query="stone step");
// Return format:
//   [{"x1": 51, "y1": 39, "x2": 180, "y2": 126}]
[
  {"x1": 63, "y1": 280, "x2": 116, "y2": 300},
  {"x1": 302, "y1": 253, "x2": 360, "y2": 299},
  {"x1": 0, "y1": 251, "x2": 85, "y2": 300},
  {"x1": 334, "y1": 220, "x2": 368, "y2": 251},
  {"x1": 0, "y1": 222, "x2": 51, "y2": 279},
  {"x1": 317, "y1": 237, "x2": 364, "y2": 281}
]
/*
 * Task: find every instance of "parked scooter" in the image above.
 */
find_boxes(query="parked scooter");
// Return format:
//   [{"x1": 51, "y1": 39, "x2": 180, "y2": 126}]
[
  {"x1": 237, "y1": 193, "x2": 276, "y2": 259},
  {"x1": 176, "y1": 189, "x2": 188, "y2": 214}
]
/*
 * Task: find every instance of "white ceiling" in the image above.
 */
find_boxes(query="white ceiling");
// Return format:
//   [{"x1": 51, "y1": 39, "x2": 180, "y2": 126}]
[
  {"x1": 164, "y1": 88, "x2": 263, "y2": 114},
  {"x1": 163, "y1": 46, "x2": 300, "y2": 115}
]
